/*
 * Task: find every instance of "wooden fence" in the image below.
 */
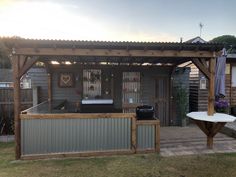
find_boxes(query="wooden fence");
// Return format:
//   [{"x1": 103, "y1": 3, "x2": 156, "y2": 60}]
[{"x1": 0, "y1": 88, "x2": 33, "y2": 135}]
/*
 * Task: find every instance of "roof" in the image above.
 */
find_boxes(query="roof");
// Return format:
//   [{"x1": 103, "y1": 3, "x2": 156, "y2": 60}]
[
  {"x1": 227, "y1": 54, "x2": 236, "y2": 59},
  {"x1": 185, "y1": 36, "x2": 207, "y2": 44},
  {"x1": 0, "y1": 37, "x2": 223, "y2": 52}
]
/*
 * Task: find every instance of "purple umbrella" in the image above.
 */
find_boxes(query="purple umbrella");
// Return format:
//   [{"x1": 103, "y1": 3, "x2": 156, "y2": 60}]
[{"x1": 215, "y1": 48, "x2": 227, "y2": 97}]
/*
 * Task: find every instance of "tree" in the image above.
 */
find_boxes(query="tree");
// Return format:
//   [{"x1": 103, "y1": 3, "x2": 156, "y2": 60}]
[
  {"x1": 210, "y1": 35, "x2": 236, "y2": 53},
  {"x1": 0, "y1": 40, "x2": 11, "y2": 68}
]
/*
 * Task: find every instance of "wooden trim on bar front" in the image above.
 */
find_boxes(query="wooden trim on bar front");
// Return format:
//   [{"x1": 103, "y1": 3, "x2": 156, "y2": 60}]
[
  {"x1": 20, "y1": 113, "x2": 135, "y2": 119},
  {"x1": 136, "y1": 149, "x2": 156, "y2": 153},
  {"x1": 136, "y1": 120, "x2": 160, "y2": 125},
  {"x1": 131, "y1": 115, "x2": 137, "y2": 153},
  {"x1": 21, "y1": 149, "x2": 134, "y2": 160}
]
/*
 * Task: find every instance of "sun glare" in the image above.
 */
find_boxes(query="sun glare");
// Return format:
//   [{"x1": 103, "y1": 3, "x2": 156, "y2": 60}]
[
  {"x1": 0, "y1": 1, "x2": 108, "y2": 40},
  {"x1": 0, "y1": 1, "x2": 177, "y2": 42}
]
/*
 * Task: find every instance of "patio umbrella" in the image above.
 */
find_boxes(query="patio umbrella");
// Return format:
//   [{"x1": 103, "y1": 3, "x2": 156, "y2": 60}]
[{"x1": 215, "y1": 48, "x2": 227, "y2": 98}]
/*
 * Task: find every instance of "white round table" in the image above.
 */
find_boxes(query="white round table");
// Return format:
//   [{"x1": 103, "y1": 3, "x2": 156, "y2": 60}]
[{"x1": 187, "y1": 112, "x2": 236, "y2": 149}]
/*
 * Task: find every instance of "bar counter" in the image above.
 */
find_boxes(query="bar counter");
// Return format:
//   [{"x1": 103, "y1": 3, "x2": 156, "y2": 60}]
[
  {"x1": 21, "y1": 99, "x2": 121, "y2": 114},
  {"x1": 20, "y1": 100, "x2": 160, "y2": 160}
]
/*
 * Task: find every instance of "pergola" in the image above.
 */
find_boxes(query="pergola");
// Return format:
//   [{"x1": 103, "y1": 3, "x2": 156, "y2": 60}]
[{"x1": 2, "y1": 38, "x2": 224, "y2": 159}]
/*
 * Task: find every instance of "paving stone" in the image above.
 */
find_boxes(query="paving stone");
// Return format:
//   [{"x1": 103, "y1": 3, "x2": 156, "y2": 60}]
[{"x1": 160, "y1": 125, "x2": 236, "y2": 157}]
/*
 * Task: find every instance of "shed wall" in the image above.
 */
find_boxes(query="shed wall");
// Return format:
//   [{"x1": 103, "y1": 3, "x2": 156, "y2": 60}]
[
  {"x1": 51, "y1": 66, "x2": 171, "y2": 110},
  {"x1": 28, "y1": 68, "x2": 48, "y2": 103}
]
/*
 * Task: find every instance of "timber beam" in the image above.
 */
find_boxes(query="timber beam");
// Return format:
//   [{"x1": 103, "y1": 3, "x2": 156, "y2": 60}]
[
  {"x1": 14, "y1": 48, "x2": 215, "y2": 58},
  {"x1": 12, "y1": 55, "x2": 21, "y2": 160}
]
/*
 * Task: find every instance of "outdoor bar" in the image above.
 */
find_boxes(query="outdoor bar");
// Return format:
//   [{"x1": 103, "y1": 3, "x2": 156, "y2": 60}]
[
  {"x1": 1, "y1": 38, "x2": 226, "y2": 160},
  {"x1": 20, "y1": 100, "x2": 160, "y2": 159},
  {"x1": 19, "y1": 64, "x2": 164, "y2": 159}
]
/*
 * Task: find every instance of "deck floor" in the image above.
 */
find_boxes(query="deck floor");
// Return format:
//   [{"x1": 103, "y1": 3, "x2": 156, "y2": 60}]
[{"x1": 160, "y1": 125, "x2": 236, "y2": 156}]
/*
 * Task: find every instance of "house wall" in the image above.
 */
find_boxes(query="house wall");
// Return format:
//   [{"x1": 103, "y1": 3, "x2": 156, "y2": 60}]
[{"x1": 230, "y1": 64, "x2": 236, "y2": 106}]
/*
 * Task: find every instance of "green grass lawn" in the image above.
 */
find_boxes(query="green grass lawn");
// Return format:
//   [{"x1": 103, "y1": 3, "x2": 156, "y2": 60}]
[{"x1": 1, "y1": 142, "x2": 236, "y2": 177}]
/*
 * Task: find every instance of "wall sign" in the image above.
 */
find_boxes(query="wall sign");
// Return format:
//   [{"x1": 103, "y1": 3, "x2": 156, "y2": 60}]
[{"x1": 58, "y1": 73, "x2": 75, "y2": 88}]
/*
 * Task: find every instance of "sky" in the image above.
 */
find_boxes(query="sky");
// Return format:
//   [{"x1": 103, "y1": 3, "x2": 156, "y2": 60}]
[{"x1": 0, "y1": 0, "x2": 235, "y2": 42}]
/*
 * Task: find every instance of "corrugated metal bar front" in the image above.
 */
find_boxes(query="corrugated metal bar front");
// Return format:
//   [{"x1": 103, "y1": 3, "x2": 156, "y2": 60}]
[
  {"x1": 137, "y1": 125, "x2": 155, "y2": 150},
  {"x1": 21, "y1": 118, "x2": 131, "y2": 155}
]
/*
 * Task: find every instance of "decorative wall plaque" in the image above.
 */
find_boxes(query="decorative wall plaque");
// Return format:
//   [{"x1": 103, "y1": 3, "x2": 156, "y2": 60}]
[{"x1": 58, "y1": 73, "x2": 75, "y2": 87}]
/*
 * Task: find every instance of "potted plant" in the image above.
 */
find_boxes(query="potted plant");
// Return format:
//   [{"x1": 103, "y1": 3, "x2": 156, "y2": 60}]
[
  {"x1": 215, "y1": 100, "x2": 229, "y2": 114},
  {"x1": 175, "y1": 84, "x2": 188, "y2": 126}
]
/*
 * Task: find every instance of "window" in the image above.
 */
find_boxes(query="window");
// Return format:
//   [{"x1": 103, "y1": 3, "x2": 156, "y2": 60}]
[
  {"x1": 0, "y1": 82, "x2": 13, "y2": 88},
  {"x1": 232, "y1": 66, "x2": 236, "y2": 87},
  {"x1": 83, "y1": 69, "x2": 101, "y2": 99}
]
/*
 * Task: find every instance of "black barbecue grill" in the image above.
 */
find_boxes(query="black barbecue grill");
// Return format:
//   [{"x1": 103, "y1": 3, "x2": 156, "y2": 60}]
[{"x1": 136, "y1": 105, "x2": 155, "y2": 120}]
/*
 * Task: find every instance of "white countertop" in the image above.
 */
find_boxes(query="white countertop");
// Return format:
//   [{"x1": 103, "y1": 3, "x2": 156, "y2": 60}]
[
  {"x1": 81, "y1": 99, "x2": 113, "y2": 105},
  {"x1": 187, "y1": 112, "x2": 236, "y2": 123}
]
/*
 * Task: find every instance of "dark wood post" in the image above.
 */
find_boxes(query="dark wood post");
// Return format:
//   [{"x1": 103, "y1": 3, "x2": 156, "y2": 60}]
[
  {"x1": 13, "y1": 55, "x2": 21, "y2": 159},
  {"x1": 207, "y1": 57, "x2": 216, "y2": 116},
  {"x1": 131, "y1": 115, "x2": 137, "y2": 153}
]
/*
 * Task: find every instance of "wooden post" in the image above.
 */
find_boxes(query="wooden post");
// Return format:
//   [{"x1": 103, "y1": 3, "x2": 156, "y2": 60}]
[
  {"x1": 208, "y1": 57, "x2": 216, "y2": 116},
  {"x1": 48, "y1": 73, "x2": 52, "y2": 101},
  {"x1": 207, "y1": 136, "x2": 213, "y2": 149},
  {"x1": 131, "y1": 115, "x2": 137, "y2": 153},
  {"x1": 13, "y1": 55, "x2": 21, "y2": 160},
  {"x1": 155, "y1": 122, "x2": 160, "y2": 153}
]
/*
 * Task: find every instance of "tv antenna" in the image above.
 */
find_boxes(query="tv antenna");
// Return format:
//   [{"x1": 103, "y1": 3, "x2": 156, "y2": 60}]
[{"x1": 199, "y1": 22, "x2": 203, "y2": 37}]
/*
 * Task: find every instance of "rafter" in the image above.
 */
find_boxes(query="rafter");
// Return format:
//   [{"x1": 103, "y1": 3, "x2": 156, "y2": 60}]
[
  {"x1": 192, "y1": 58, "x2": 210, "y2": 79},
  {"x1": 19, "y1": 56, "x2": 27, "y2": 70},
  {"x1": 200, "y1": 58, "x2": 208, "y2": 68},
  {"x1": 19, "y1": 56, "x2": 39, "y2": 77}
]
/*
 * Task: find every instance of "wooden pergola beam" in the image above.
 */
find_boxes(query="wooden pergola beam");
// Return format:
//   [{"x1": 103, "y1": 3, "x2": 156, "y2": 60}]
[{"x1": 14, "y1": 48, "x2": 215, "y2": 58}]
